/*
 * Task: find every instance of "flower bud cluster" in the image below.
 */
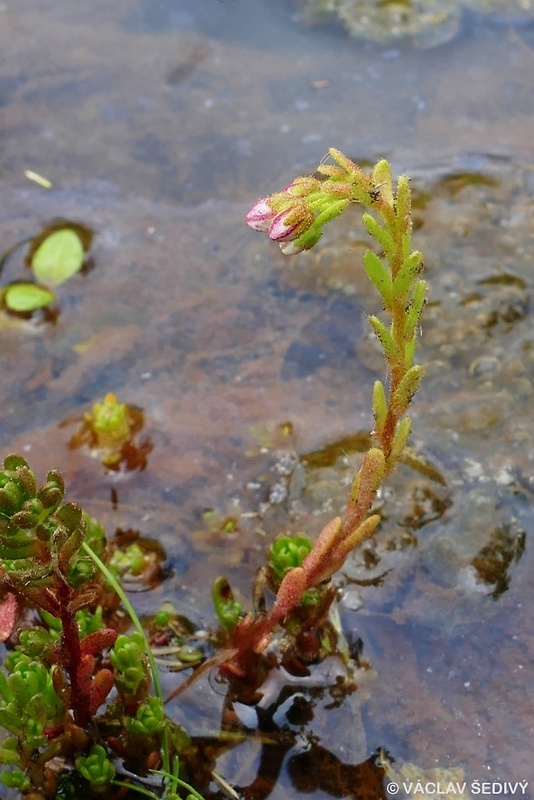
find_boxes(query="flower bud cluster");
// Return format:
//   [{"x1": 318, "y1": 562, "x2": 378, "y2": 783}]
[
  {"x1": 246, "y1": 173, "x2": 351, "y2": 255},
  {"x1": 246, "y1": 148, "x2": 377, "y2": 255}
]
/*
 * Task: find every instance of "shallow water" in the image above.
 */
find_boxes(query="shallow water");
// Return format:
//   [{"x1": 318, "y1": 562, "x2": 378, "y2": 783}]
[{"x1": 1, "y1": 1, "x2": 534, "y2": 798}]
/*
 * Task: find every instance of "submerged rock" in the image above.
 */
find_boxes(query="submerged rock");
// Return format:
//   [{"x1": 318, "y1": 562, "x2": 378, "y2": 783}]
[{"x1": 297, "y1": 0, "x2": 534, "y2": 47}]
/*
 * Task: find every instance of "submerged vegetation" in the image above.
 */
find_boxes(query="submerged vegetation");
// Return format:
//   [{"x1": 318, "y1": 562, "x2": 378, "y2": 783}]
[
  {"x1": 0, "y1": 150, "x2": 426, "y2": 798},
  {"x1": 296, "y1": 0, "x2": 534, "y2": 46},
  {"x1": 67, "y1": 393, "x2": 152, "y2": 471}
]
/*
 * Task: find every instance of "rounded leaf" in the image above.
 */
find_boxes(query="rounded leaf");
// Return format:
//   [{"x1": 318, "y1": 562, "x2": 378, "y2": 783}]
[
  {"x1": 5, "y1": 283, "x2": 55, "y2": 312},
  {"x1": 31, "y1": 229, "x2": 84, "y2": 286}
]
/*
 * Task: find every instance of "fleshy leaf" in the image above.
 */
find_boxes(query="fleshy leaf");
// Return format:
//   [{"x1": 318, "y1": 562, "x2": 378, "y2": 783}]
[
  {"x1": 368, "y1": 315, "x2": 399, "y2": 361},
  {"x1": 372, "y1": 380, "x2": 387, "y2": 433},
  {"x1": 0, "y1": 594, "x2": 17, "y2": 642},
  {"x1": 391, "y1": 366, "x2": 424, "y2": 417},
  {"x1": 362, "y1": 212, "x2": 394, "y2": 258},
  {"x1": 404, "y1": 279, "x2": 427, "y2": 339},
  {"x1": 31, "y1": 229, "x2": 84, "y2": 287},
  {"x1": 392, "y1": 251, "x2": 424, "y2": 297},
  {"x1": 363, "y1": 251, "x2": 393, "y2": 305},
  {"x1": 372, "y1": 159, "x2": 394, "y2": 205},
  {"x1": 395, "y1": 175, "x2": 412, "y2": 231},
  {"x1": 388, "y1": 417, "x2": 412, "y2": 466}
]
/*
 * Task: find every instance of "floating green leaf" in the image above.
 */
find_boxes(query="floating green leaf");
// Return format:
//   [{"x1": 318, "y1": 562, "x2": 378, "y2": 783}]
[
  {"x1": 4, "y1": 283, "x2": 55, "y2": 312},
  {"x1": 31, "y1": 229, "x2": 84, "y2": 287}
]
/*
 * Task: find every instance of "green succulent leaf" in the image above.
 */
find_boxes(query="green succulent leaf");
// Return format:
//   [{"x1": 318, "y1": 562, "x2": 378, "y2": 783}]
[
  {"x1": 31, "y1": 228, "x2": 84, "y2": 287},
  {"x1": 389, "y1": 417, "x2": 412, "y2": 464},
  {"x1": 368, "y1": 315, "x2": 399, "y2": 362},
  {"x1": 123, "y1": 696, "x2": 165, "y2": 736},
  {"x1": 391, "y1": 251, "x2": 423, "y2": 297},
  {"x1": 395, "y1": 175, "x2": 412, "y2": 230},
  {"x1": 82, "y1": 513, "x2": 106, "y2": 557},
  {"x1": 40, "y1": 470, "x2": 65, "y2": 507},
  {"x1": 0, "y1": 738, "x2": 23, "y2": 768},
  {"x1": 0, "y1": 767, "x2": 30, "y2": 790},
  {"x1": 404, "y1": 334, "x2": 417, "y2": 370},
  {"x1": 403, "y1": 279, "x2": 427, "y2": 339},
  {"x1": 269, "y1": 535, "x2": 313, "y2": 586},
  {"x1": 17, "y1": 627, "x2": 54, "y2": 659},
  {"x1": 391, "y1": 365, "x2": 424, "y2": 417},
  {"x1": 2, "y1": 455, "x2": 30, "y2": 473},
  {"x1": 372, "y1": 380, "x2": 387, "y2": 433},
  {"x1": 110, "y1": 632, "x2": 149, "y2": 698},
  {"x1": 372, "y1": 159, "x2": 394, "y2": 205},
  {"x1": 75, "y1": 744, "x2": 115, "y2": 787},
  {"x1": 363, "y1": 251, "x2": 393, "y2": 306},
  {"x1": 362, "y1": 212, "x2": 394, "y2": 258}
]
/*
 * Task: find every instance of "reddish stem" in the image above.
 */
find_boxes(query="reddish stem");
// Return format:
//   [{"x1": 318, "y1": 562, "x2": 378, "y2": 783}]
[{"x1": 56, "y1": 580, "x2": 92, "y2": 728}]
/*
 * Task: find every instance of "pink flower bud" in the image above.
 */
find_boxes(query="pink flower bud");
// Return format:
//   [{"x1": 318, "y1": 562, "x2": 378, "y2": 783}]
[
  {"x1": 282, "y1": 176, "x2": 319, "y2": 197},
  {"x1": 246, "y1": 198, "x2": 276, "y2": 232},
  {"x1": 279, "y1": 228, "x2": 322, "y2": 255},
  {"x1": 268, "y1": 208, "x2": 301, "y2": 242},
  {"x1": 279, "y1": 240, "x2": 307, "y2": 256}
]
